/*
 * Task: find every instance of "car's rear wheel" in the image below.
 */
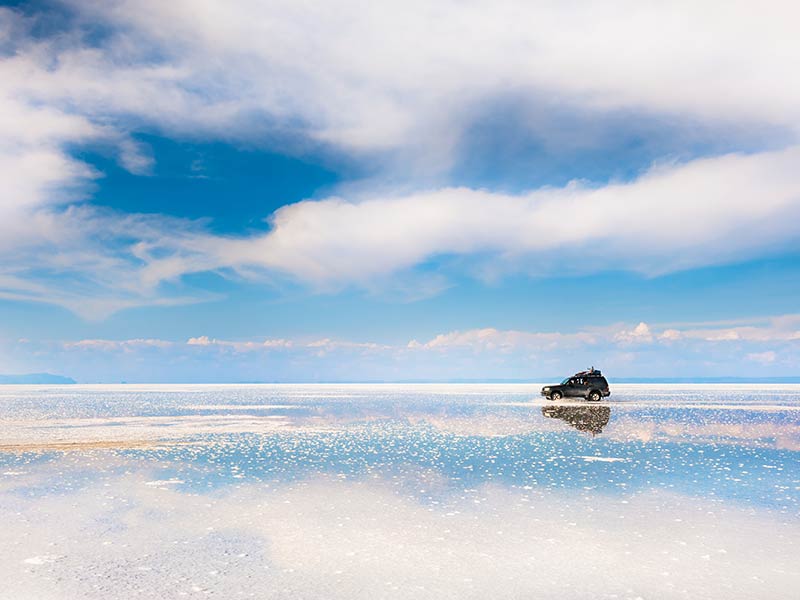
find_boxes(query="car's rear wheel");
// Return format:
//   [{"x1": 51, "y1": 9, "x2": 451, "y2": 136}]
[
  {"x1": 550, "y1": 391, "x2": 562, "y2": 401},
  {"x1": 588, "y1": 390, "x2": 601, "y2": 402}
]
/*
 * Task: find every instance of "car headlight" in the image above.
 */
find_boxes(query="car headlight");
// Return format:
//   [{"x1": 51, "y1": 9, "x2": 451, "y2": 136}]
[{"x1": 543, "y1": 387, "x2": 550, "y2": 391}]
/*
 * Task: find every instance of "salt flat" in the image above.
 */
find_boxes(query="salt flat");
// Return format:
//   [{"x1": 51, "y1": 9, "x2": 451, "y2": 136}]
[{"x1": 1, "y1": 384, "x2": 798, "y2": 599}]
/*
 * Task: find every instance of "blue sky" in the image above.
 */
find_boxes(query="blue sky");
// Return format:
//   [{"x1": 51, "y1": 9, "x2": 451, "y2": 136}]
[{"x1": 1, "y1": 0, "x2": 800, "y2": 381}]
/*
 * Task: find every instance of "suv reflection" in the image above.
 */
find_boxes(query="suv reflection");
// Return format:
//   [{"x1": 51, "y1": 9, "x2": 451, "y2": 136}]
[{"x1": 542, "y1": 405, "x2": 611, "y2": 435}]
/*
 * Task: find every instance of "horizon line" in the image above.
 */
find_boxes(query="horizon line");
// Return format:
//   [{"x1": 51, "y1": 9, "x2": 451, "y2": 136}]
[{"x1": 4, "y1": 377, "x2": 800, "y2": 385}]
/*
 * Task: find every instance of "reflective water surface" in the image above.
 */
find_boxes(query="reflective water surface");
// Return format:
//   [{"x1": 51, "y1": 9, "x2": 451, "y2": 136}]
[{"x1": 1, "y1": 384, "x2": 799, "y2": 599}]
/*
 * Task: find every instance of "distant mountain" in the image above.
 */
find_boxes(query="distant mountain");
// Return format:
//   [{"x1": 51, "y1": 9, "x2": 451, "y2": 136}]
[{"x1": 0, "y1": 373, "x2": 76, "y2": 384}]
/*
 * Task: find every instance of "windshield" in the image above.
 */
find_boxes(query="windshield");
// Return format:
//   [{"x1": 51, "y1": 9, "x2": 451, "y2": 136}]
[{"x1": 560, "y1": 378, "x2": 570, "y2": 385}]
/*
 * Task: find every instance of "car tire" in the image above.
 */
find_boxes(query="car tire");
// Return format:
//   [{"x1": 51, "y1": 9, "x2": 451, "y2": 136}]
[
  {"x1": 588, "y1": 390, "x2": 601, "y2": 402},
  {"x1": 550, "y1": 391, "x2": 562, "y2": 401}
]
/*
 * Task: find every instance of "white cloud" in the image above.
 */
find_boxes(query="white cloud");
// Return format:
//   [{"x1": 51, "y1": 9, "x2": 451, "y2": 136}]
[
  {"x1": 305, "y1": 338, "x2": 390, "y2": 353},
  {"x1": 0, "y1": 206, "x2": 224, "y2": 319},
  {"x1": 64, "y1": 338, "x2": 174, "y2": 351},
  {"x1": 57, "y1": 314, "x2": 800, "y2": 359},
  {"x1": 3, "y1": 470, "x2": 799, "y2": 600},
  {"x1": 201, "y1": 147, "x2": 800, "y2": 284},
  {"x1": 1, "y1": 145, "x2": 795, "y2": 314},
  {"x1": 61, "y1": 335, "x2": 386, "y2": 355},
  {"x1": 614, "y1": 322, "x2": 653, "y2": 345},
  {"x1": 53, "y1": 0, "x2": 800, "y2": 154},
  {"x1": 409, "y1": 328, "x2": 596, "y2": 352},
  {"x1": 746, "y1": 350, "x2": 777, "y2": 365},
  {"x1": 0, "y1": 11, "x2": 201, "y2": 317},
  {"x1": 59, "y1": 314, "x2": 800, "y2": 356},
  {"x1": 2, "y1": 2, "x2": 800, "y2": 314},
  {"x1": 663, "y1": 314, "x2": 800, "y2": 343},
  {"x1": 10, "y1": 313, "x2": 799, "y2": 380},
  {"x1": 415, "y1": 315, "x2": 800, "y2": 355},
  {"x1": 186, "y1": 336, "x2": 293, "y2": 351}
]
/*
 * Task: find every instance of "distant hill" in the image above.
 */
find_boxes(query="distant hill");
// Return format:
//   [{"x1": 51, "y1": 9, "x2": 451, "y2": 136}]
[{"x1": 0, "y1": 373, "x2": 76, "y2": 384}]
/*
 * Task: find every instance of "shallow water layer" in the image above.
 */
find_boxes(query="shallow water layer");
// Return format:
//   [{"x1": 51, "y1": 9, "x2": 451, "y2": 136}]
[{"x1": 1, "y1": 384, "x2": 798, "y2": 599}]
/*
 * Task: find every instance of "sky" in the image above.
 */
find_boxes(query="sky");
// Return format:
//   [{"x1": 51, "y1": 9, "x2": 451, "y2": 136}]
[{"x1": 1, "y1": 0, "x2": 800, "y2": 382}]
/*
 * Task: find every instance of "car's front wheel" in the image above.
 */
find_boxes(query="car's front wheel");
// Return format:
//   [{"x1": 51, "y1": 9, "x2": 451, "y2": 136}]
[
  {"x1": 588, "y1": 390, "x2": 601, "y2": 402},
  {"x1": 550, "y1": 391, "x2": 562, "y2": 401}
]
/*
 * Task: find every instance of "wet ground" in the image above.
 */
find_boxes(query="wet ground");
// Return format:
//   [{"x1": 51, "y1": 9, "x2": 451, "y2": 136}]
[{"x1": 1, "y1": 384, "x2": 798, "y2": 599}]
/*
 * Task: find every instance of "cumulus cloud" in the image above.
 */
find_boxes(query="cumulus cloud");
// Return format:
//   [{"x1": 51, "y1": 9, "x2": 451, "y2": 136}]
[
  {"x1": 413, "y1": 315, "x2": 800, "y2": 354},
  {"x1": 613, "y1": 322, "x2": 653, "y2": 345},
  {"x1": 33, "y1": 313, "x2": 797, "y2": 382},
  {"x1": 58, "y1": 314, "x2": 800, "y2": 355}
]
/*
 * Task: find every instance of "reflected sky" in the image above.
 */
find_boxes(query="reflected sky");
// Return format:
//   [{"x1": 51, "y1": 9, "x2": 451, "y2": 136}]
[{"x1": 1, "y1": 385, "x2": 799, "y2": 599}]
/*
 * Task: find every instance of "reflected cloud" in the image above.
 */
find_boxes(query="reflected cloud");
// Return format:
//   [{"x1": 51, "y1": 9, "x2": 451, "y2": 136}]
[{"x1": 1, "y1": 469, "x2": 798, "y2": 600}]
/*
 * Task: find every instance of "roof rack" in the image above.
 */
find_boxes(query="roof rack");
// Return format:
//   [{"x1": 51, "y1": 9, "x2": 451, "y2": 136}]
[{"x1": 574, "y1": 368, "x2": 602, "y2": 377}]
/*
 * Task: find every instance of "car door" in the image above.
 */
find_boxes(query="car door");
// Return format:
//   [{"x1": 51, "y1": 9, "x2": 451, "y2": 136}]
[{"x1": 565, "y1": 378, "x2": 581, "y2": 397}]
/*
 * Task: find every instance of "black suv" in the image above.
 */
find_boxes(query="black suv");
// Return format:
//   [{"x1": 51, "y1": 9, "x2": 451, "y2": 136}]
[{"x1": 541, "y1": 368, "x2": 610, "y2": 401}]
